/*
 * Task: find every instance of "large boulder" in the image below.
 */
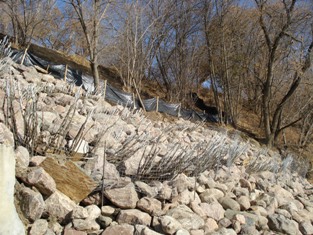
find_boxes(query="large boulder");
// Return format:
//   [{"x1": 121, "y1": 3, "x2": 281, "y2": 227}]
[
  {"x1": 19, "y1": 187, "x2": 45, "y2": 222},
  {"x1": 200, "y1": 201, "x2": 225, "y2": 221},
  {"x1": 27, "y1": 167, "x2": 56, "y2": 196},
  {"x1": 104, "y1": 183, "x2": 138, "y2": 209},
  {"x1": 117, "y1": 209, "x2": 152, "y2": 226},
  {"x1": 166, "y1": 205, "x2": 205, "y2": 231},
  {"x1": 200, "y1": 188, "x2": 224, "y2": 202},
  {"x1": 219, "y1": 196, "x2": 241, "y2": 211},
  {"x1": 45, "y1": 191, "x2": 76, "y2": 223},
  {"x1": 72, "y1": 219, "x2": 100, "y2": 233},
  {"x1": 29, "y1": 219, "x2": 48, "y2": 235},
  {"x1": 137, "y1": 197, "x2": 163, "y2": 216},
  {"x1": 158, "y1": 215, "x2": 182, "y2": 234},
  {"x1": 268, "y1": 214, "x2": 301, "y2": 235},
  {"x1": 102, "y1": 224, "x2": 134, "y2": 235},
  {"x1": 15, "y1": 146, "x2": 30, "y2": 169}
]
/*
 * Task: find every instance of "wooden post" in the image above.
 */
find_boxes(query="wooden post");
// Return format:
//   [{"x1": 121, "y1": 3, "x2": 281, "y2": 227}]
[
  {"x1": 133, "y1": 93, "x2": 136, "y2": 109},
  {"x1": 103, "y1": 80, "x2": 107, "y2": 99},
  {"x1": 64, "y1": 64, "x2": 68, "y2": 82},
  {"x1": 46, "y1": 64, "x2": 50, "y2": 73},
  {"x1": 156, "y1": 96, "x2": 159, "y2": 112}
]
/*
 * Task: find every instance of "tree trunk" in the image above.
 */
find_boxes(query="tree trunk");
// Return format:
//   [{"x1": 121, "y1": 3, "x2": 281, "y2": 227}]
[{"x1": 91, "y1": 61, "x2": 100, "y2": 92}]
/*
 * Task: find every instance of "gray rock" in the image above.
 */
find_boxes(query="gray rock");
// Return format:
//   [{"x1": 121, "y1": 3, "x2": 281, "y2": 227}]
[
  {"x1": 72, "y1": 206, "x2": 89, "y2": 219},
  {"x1": 210, "y1": 227, "x2": 237, "y2": 235},
  {"x1": 266, "y1": 197, "x2": 279, "y2": 215},
  {"x1": 159, "y1": 215, "x2": 182, "y2": 234},
  {"x1": 64, "y1": 228, "x2": 87, "y2": 235},
  {"x1": 135, "y1": 181, "x2": 158, "y2": 198},
  {"x1": 137, "y1": 197, "x2": 162, "y2": 216},
  {"x1": 19, "y1": 187, "x2": 45, "y2": 222},
  {"x1": 270, "y1": 185, "x2": 294, "y2": 207},
  {"x1": 39, "y1": 111, "x2": 58, "y2": 131},
  {"x1": 29, "y1": 219, "x2": 48, "y2": 235},
  {"x1": 27, "y1": 167, "x2": 56, "y2": 196},
  {"x1": 157, "y1": 182, "x2": 172, "y2": 200},
  {"x1": 45, "y1": 191, "x2": 76, "y2": 223},
  {"x1": 237, "y1": 196, "x2": 250, "y2": 211},
  {"x1": 200, "y1": 201, "x2": 225, "y2": 221},
  {"x1": 55, "y1": 94, "x2": 74, "y2": 107},
  {"x1": 190, "y1": 229, "x2": 204, "y2": 235},
  {"x1": 218, "y1": 218, "x2": 232, "y2": 228},
  {"x1": 197, "y1": 173, "x2": 213, "y2": 187},
  {"x1": 97, "y1": 215, "x2": 112, "y2": 228},
  {"x1": 72, "y1": 219, "x2": 100, "y2": 232},
  {"x1": 101, "y1": 206, "x2": 116, "y2": 216},
  {"x1": 250, "y1": 205, "x2": 268, "y2": 216},
  {"x1": 45, "y1": 228, "x2": 56, "y2": 235},
  {"x1": 257, "y1": 215, "x2": 269, "y2": 230},
  {"x1": 85, "y1": 205, "x2": 101, "y2": 220},
  {"x1": 219, "y1": 197, "x2": 241, "y2": 211},
  {"x1": 104, "y1": 183, "x2": 138, "y2": 209},
  {"x1": 49, "y1": 221, "x2": 63, "y2": 235},
  {"x1": 135, "y1": 224, "x2": 163, "y2": 235},
  {"x1": 167, "y1": 205, "x2": 205, "y2": 230},
  {"x1": 200, "y1": 188, "x2": 224, "y2": 202},
  {"x1": 102, "y1": 224, "x2": 134, "y2": 235},
  {"x1": 81, "y1": 191, "x2": 102, "y2": 206},
  {"x1": 189, "y1": 201, "x2": 206, "y2": 218},
  {"x1": 119, "y1": 149, "x2": 145, "y2": 175},
  {"x1": 280, "y1": 201, "x2": 299, "y2": 214},
  {"x1": 170, "y1": 173, "x2": 194, "y2": 193},
  {"x1": 233, "y1": 187, "x2": 249, "y2": 197},
  {"x1": 204, "y1": 218, "x2": 218, "y2": 233},
  {"x1": 30, "y1": 156, "x2": 46, "y2": 166},
  {"x1": 299, "y1": 221, "x2": 313, "y2": 235},
  {"x1": 224, "y1": 210, "x2": 258, "y2": 227},
  {"x1": 15, "y1": 146, "x2": 29, "y2": 168},
  {"x1": 292, "y1": 209, "x2": 313, "y2": 223},
  {"x1": 232, "y1": 220, "x2": 241, "y2": 233},
  {"x1": 239, "y1": 178, "x2": 252, "y2": 191},
  {"x1": 240, "y1": 225, "x2": 260, "y2": 235},
  {"x1": 215, "y1": 183, "x2": 229, "y2": 194},
  {"x1": 233, "y1": 214, "x2": 246, "y2": 224},
  {"x1": 275, "y1": 208, "x2": 292, "y2": 219},
  {"x1": 117, "y1": 209, "x2": 152, "y2": 226},
  {"x1": 172, "y1": 189, "x2": 201, "y2": 205},
  {"x1": 175, "y1": 229, "x2": 190, "y2": 235},
  {"x1": 151, "y1": 216, "x2": 163, "y2": 233},
  {"x1": 268, "y1": 214, "x2": 300, "y2": 235}
]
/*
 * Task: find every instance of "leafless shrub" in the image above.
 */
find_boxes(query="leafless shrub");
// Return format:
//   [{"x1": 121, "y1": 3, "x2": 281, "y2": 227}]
[
  {"x1": 284, "y1": 153, "x2": 311, "y2": 178},
  {"x1": 1, "y1": 79, "x2": 96, "y2": 157},
  {"x1": 0, "y1": 36, "x2": 12, "y2": 59},
  {"x1": 104, "y1": 123, "x2": 249, "y2": 183},
  {"x1": 246, "y1": 147, "x2": 310, "y2": 179}
]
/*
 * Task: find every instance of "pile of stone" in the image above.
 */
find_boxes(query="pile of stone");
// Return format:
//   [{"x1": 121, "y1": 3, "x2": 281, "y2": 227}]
[{"x1": 0, "y1": 58, "x2": 312, "y2": 235}]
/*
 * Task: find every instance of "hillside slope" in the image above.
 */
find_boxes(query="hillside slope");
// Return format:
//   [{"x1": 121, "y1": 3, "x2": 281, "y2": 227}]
[{"x1": 0, "y1": 53, "x2": 313, "y2": 234}]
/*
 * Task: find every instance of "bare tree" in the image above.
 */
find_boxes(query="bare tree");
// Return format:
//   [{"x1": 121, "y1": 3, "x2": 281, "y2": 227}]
[
  {"x1": 1, "y1": 0, "x2": 56, "y2": 51},
  {"x1": 112, "y1": 0, "x2": 158, "y2": 92},
  {"x1": 67, "y1": 0, "x2": 112, "y2": 92},
  {"x1": 254, "y1": 0, "x2": 313, "y2": 146}
]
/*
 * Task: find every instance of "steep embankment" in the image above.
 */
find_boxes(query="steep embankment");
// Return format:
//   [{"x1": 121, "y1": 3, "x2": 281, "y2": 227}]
[{"x1": 0, "y1": 58, "x2": 313, "y2": 234}]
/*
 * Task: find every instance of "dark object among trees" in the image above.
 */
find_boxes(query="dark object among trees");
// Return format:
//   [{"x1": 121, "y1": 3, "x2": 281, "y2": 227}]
[{"x1": 191, "y1": 92, "x2": 218, "y2": 115}]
